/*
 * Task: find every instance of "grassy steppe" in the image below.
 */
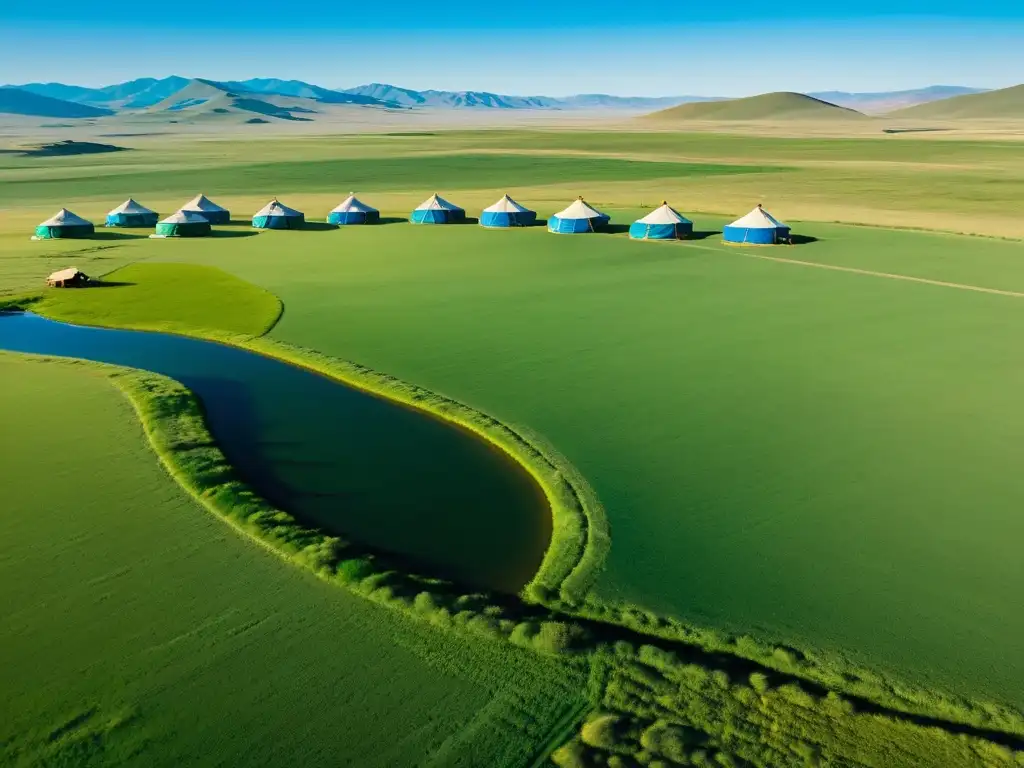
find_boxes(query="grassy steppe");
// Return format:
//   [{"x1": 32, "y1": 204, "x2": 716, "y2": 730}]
[
  {"x1": 16, "y1": 210, "x2": 1024, "y2": 710},
  {"x1": 0, "y1": 354, "x2": 587, "y2": 767},
  {"x1": 5, "y1": 128, "x2": 1024, "y2": 760}
]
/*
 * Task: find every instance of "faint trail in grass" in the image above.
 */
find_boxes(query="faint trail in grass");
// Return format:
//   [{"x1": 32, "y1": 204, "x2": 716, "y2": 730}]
[{"x1": 690, "y1": 242, "x2": 1024, "y2": 297}]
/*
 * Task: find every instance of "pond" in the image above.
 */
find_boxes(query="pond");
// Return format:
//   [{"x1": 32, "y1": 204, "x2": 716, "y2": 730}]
[{"x1": 0, "y1": 312, "x2": 550, "y2": 593}]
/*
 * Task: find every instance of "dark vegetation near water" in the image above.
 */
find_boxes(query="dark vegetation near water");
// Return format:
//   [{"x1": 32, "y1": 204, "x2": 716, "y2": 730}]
[{"x1": 100, "y1": 346, "x2": 1023, "y2": 766}]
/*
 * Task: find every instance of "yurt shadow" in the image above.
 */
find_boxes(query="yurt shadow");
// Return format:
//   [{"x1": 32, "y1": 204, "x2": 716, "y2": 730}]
[
  {"x1": 598, "y1": 224, "x2": 632, "y2": 235},
  {"x1": 89, "y1": 231, "x2": 149, "y2": 241},
  {"x1": 300, "y1": 222, "x2": 338, "y2": 232},
  {"x1": 377, "y1": 217, "x2": 409, "y2": 225},
  {"x1": 790, "y1": 234, "x2": 819, "y2": 245},
  {"x1": 689, "y1": 230, "x2": 720, "y2": 241},
  {"x1": 209, "y1": 230, "x2": 261, "y2": 239}
]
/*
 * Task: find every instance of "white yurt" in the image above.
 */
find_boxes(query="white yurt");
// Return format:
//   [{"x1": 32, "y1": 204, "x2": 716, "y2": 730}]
[
  {"x1": 252, "y1": 199, "x2": 305, "y2": 229},
  {"x1": 106, "y1": 198, "x2": 158, "y2": 227},
  {"x1": 410, "y1": 193, "x2": 465, "y2": 224},
  {"x1": 33, "y1": 209, "x2": 95, "y2": 240},
  {"x1": 328, "y1": 194, "x2": 380, "y2": 225},
  {"x1": 547, "y1": 197, "x2": 610, "y2": 234},
  {"x1": 181, "y1": 194, "x2": 230, "y2": 224},
  {"x1": 629, "y1": 202, "x2": 693, "y2": 240},
  {"x1": 480, "y1": 194, "x2": 536, "y2": 228},
  {"x1": 722, "y1": 205, "x2": 791, "y2": 245},
  {"x1": 152, "y1": 210, "x2": 212, "y2": 238}
]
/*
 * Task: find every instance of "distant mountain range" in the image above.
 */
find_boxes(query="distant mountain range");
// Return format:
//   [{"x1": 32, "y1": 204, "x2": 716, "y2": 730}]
[
  {"x1": 6, "y1": 76, "x2": 713, "y2": 115},
  {"x1": 0, "y1": 76, "x2": 1011, "y2": 123}
]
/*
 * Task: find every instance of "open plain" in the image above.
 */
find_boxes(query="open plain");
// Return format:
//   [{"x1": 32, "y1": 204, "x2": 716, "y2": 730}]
[{"x1": 3, "y1": 122, "x2": 1024, "y2": 766}]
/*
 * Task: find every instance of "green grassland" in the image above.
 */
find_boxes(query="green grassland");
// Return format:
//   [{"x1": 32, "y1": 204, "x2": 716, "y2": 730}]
[
  {"x1": 4, "y1": 128, "x2": 1024, "y2": 763},
  {"x1": 33, "y1": 262, "x2": 283, "y2": 335},
  {"x1": 0, "y1": 353, "x2": 588, "y2": 767}
]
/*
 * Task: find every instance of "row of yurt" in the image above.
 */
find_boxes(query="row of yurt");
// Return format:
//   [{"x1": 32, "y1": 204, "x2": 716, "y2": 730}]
[
  {"x1": 33, "y1": 194, "x2": 791, "y2": 244},
  {"x1": 103, "y1": 195, "x2": 230, "y2": 227}
]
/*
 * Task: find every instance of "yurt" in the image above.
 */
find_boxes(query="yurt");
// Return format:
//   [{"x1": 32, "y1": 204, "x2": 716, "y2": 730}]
[
  {"x1": 33, "y1": 209, "x2": 95, "y2": 240},
  {"x1": 480, "y1": 194, "x2": 536, "y2": 228},
  {"x1": 722, "y1": 205, "x2": 791, "y2": 245},
  {"x1": 181, "y1": 194, "x2": 230, "y2": 224},
  {"x1": 252, "y1": 199, "x2": 305, "y2": 229},
  {"x1": 152, "y1": 210, "x2": 212, "y2": 238},
  {"x1": 106, "y1": 198, "x2": 158, "y2": 227},
  {"x1": 328, "y1": 194, "x2": 380, "y2": 225},
  {"x1": 548, "y1": 197, "x2": 611, "y2": 234},
  {"x1": 410, "y1": 193, "x2": 465, "y2": 224},
  {"x1": 629, "y1": 202, "x2": 693, "y2": 240}
]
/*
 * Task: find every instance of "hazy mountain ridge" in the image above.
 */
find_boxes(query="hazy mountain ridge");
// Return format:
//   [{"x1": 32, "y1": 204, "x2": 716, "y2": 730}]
[
  {"x1": 0, "y1": 87, "x2": 115, "y2": 118},
  {"x1": 885, "y1": 84, "x2": 1024, "y2": 119},
  {"x1": 808, "y1": 85, "x2": 987, "y2": 114},
  {"x1": 2, "y1": 76, "x2": 1010, "y2": 121}
]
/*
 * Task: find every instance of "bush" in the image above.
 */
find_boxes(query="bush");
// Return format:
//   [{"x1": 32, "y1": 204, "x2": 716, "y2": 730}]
[{"x1": 582, "y1": 714, "x2": 628, "y2": 751}]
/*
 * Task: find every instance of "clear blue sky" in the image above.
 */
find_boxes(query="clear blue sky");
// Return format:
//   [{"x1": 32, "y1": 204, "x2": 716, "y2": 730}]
[{"x1": 1, "y1": 1, "x2": 1023, "y2": 96}]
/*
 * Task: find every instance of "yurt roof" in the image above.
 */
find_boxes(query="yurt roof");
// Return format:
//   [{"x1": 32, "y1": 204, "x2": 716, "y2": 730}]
[
  {"x1": 553, "y1": 197, "x2": 607, "y2": 220},
  {"x1": 160, "y1": 210, "x2": 209, "y2": 224},
  {"x1": 48, "y1": 267, "x2": 84, "y2": 282},
  {"x1": 636, "y1": 202, "x2": 692, "y2": 225},
  {"x1": 183, "y1": 194, "x2": 227, "y2": 213},
  {"x1": 39, "y1": 208, "x2": 91, "y2": 227},
  {"x1": 483, "y1": 194, "x2": 532, "y2": 214},
  {"x1": 728, "y1": 205, "x2": 786, "y2": 229},
  {"x1": 255, "y1": 199, "x2": 303, "y2": 217},
  {"x1": 415, "y1": 193, "x2": 463, "y2": 211},
  {"x1": 331, "y1": 194, "x2": 378, "y2": 213},
  {"x1": 108, "y1": 198, "x2": 155, "y2": 215}
]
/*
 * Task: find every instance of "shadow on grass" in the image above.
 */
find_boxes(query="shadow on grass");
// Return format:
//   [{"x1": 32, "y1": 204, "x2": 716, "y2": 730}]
[
  {"x1": 377, "y1": 217, "x2": 409, "y2": 225},
  {"x1": 89, "y1": 232, "x2": 149, "y2": 241},
  {"x1": 210, "y1": 230, "x2": 260, "y2": 239},
  {"x1": 300, "y1": 222, "x2": 338, "y2": 232},
  {"x1": 598, "y1": 224, "x2": 632, "y2": 236},
  {"x1": 87, "y1": 280, "x2": 136, "y2": 288},
  {"x1": 789, "y1": 234, "x2": 819, "y2": 245},
  {"x1": 689, "y1": 230, "x2": 719, "y2": 241}
]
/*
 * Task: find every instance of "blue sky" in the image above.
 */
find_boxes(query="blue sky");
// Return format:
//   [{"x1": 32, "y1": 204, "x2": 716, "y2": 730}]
[{"x1": 1, "y1": 1, "x2": 1023, "y2": 96}]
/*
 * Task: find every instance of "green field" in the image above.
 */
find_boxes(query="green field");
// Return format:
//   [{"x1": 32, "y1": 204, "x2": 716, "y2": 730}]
[
  {"x1": 0, "y1": 354, "x2": 587, "y2": 767},
  {"x1": 3, "y1": 128, "x2": 1024, "y2": 764}
]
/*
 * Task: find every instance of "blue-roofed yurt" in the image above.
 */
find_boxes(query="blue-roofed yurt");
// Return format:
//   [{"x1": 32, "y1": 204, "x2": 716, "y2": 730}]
[
  {"x1": 181, "y1": 194, "x2": 230, "y2": 224},
  {"x1": 328, "y1": 194, "x2": 380, "y2": 225},
  {"x1": 548, "y1": 197, "x2": 610, "y2": 234},
  {"x1": 480, "y1": 194, "x2": 536, "y2": 228},
  {"x1": 33, "y1": 208, "x2": 95, "y2": 240},
  {"x1": 106, "y1": 198, "x2": 158, "y2": 227},
  {"x1": 410, "y1": 193, "x2": 465, "y2": 224},
  {"x1": 722, "y1": 205, "x2": 791, "y2": 245},
  {"x1": 629, "y1": 202, "x2": 693, "y2": 240},
  {"x1": 252, "y1": 199, "x2": 305, "y2": 229}
]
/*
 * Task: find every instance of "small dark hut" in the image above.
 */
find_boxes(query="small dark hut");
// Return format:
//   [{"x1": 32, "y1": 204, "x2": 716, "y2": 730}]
[{"x1": 46, "y1": 267, "x2": 90, "y2": 288}]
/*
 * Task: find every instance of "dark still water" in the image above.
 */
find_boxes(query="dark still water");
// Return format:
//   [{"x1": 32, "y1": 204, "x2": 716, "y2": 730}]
[{"x1": 0, "y1": 312, "x2": 550, "y2": 592}]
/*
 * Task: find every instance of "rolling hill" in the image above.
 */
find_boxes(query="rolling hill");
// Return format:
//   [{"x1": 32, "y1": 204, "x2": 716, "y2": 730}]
[
  {"x1": 809, "y1": 86, "x2": 986, "y2": 114},
  {"x1": 885, "y1": 83, "x2": 1024, "y2": 119},
  {"x1": 233, "y1": 79, "x2": 388, "y2": 105},
  {"x1": 644, "y1": 92, "x2": 867, "y2": 122},
  {"x1": 0, "y1": 87, "x2": 113, "y2": 118},
  {"x1": 143, "y1": 79, "x2": 326, "y2": 121}
]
